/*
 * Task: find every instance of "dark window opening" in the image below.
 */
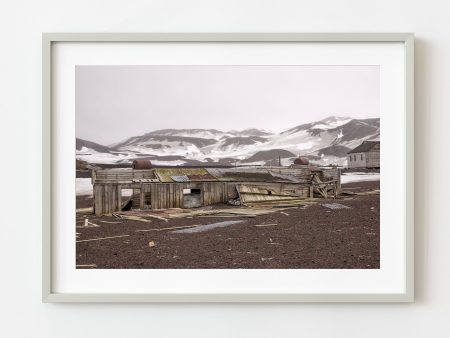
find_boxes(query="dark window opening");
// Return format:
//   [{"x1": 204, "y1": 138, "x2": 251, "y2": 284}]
[{"x1": 183, "y1": 188, "x2": 201, "y2": 195}]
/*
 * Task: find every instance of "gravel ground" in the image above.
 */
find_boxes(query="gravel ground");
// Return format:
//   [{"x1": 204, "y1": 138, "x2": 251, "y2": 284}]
[{"x1": 76, "y1": 181, "x2": 380, "y2": 269}]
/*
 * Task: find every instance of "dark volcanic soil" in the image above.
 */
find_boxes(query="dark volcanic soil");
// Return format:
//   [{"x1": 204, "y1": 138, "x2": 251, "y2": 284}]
[{"x1": 76, "y1": 181, "x2": 380, "y2": 269}]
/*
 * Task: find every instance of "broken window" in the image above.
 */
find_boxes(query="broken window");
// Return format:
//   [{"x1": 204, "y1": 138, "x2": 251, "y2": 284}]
[{"x1": 183, "y1": 188, "x2": 201, "y2": 195}]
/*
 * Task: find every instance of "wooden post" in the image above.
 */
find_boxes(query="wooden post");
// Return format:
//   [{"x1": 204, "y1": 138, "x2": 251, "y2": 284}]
[
  {"x1": 93, "y1": 184, "x2": 103, "y2": 216},
  {"x1": 139, "y1": 190, "x2": 145, "y2": 210},
  {"x1": 117, "y1": 185, "x2": 122, "y2": 211}
]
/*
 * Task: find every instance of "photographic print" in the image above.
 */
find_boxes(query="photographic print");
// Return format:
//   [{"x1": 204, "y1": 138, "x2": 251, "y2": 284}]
[{"x1": 75, "y1": 65, "x2": 380, "y2": 269}]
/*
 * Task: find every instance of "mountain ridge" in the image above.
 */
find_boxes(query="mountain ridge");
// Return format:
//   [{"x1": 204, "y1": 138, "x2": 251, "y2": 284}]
[{"x1": 76, "y1": 116, "x2": 379, "y2": 166}]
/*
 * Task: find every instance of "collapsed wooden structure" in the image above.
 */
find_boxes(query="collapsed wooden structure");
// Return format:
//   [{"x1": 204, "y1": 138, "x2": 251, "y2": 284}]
[{"x1": 91, "y1": 165, "x2": 341, "y2": 216}]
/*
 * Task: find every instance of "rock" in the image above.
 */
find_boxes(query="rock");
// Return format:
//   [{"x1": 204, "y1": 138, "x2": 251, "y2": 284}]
[
  {"x1": 228, "y1": 198, "x2": 241, "y2": 206},
  {"x1": 148, "y1": 241, "x2": 156, "y2": 248}
]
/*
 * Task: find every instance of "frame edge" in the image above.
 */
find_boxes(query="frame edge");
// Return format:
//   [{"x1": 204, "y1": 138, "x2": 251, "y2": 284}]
[{"x1": 42, "y1": 32, "x2": 415, "y2": 303}]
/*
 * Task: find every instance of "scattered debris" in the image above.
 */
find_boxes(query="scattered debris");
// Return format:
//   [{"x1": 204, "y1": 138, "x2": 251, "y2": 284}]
[
  {"x1": 76, "y1": 235, "x2": 130, "y2": 243},
  {"x1": 113, "y1": 213, "x2": 152, "y2": 223},
  {"x1": 322, "y1": 203, "x2": 351, "y2": 210},
  {"x1": 254, "y1": 223, "x2": 277, "y2": 227},
  {"x1": 77, "y1": 219, "x2": 100, "y2": 228},
  {"x1": 279, "y1": 211, "x2": 289, "y2": 216},
  {"x1": 341, "y1": 191, "x2": 357, "y2": 196},
  {"x1": 99, "y1": 220, "x2": 122, "y2": 224},
  {"x1": 173, "y1": 220, "x2": 245, "y2": 234},
  {"x1": 356, "y1": 189, "x2": 380, "y2": 196},
  {"x1": 143, "y1": 214, "x2": 169, "y2": 222},
  {"x1": 136, "y1": 224, "x2": 201, "y2": 232},
  {"x1": 148, "y1": 241, "x2": 156, "y2": 248}
]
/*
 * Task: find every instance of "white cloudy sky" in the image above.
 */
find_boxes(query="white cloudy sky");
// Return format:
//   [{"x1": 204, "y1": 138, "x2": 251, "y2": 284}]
[{"x1": 76, "y1": 65, "x2": 379, "y2": 145}]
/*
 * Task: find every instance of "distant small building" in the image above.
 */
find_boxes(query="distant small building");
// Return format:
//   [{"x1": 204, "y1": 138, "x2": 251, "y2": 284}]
[{"x1": 347, "y1": 141, "x2": 380, "y2": 169}]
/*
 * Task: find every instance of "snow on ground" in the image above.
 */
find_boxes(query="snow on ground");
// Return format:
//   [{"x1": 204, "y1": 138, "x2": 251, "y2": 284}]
[
  {"x1": 341, "y1": 172, "x2": 380, "y2": 184},
  {"x1": 76, "y1": 178, "x2": 93, "y2": 196},
  {"x1": 76, "y1": 178, "x2": 133, "y2": 197}
]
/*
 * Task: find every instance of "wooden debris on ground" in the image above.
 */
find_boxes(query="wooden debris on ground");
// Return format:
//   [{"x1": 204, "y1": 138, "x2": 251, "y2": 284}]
[
  {"x1": 136, "y1": 224, "x2": 201, "y2": 232},
  {"x1": 76, "y1": 235, "x2": 130, "y2": 243},
  {"x1": 356, "y1": 189, "x2": 380, "y2": 196},
  {"x1": 112, "y1": 213, "x2": 152, "y2": 223},
  {"x1": 254, "y1": 223, "x2": 277, "y2": 227},
  {"x1": 99, "y1": 220, "x2": 123, "y2": 224},
  {"x1": 341, "y1": 190, "x2": 357, "y2": 196},
  {"x1": 76, "y1": 219, "x2": 100, "y2": 228}
]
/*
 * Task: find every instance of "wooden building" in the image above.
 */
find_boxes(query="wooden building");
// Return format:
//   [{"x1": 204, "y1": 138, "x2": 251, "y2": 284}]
[
  {"x1": 91, "y1": 165, "x2": 341, "y2": 216},
  {"x1": 346, "y1": 141, "x2": 380, "y2": 169}
]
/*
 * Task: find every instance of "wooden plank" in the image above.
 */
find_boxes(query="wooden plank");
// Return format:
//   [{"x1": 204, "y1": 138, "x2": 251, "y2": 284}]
[{"x1": 77, "y1": 235, "x2": 130, "y2": 243}]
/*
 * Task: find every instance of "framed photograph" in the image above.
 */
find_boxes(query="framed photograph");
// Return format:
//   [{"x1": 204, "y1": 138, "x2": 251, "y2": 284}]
[{"x1": 43, "y1": 33, "x2": 414, "y2": 302}]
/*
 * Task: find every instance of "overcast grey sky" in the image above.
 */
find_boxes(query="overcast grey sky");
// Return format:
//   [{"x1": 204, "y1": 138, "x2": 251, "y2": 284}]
[{"x1": 76, "y1": 65, "x2": 379, "y2": 145}]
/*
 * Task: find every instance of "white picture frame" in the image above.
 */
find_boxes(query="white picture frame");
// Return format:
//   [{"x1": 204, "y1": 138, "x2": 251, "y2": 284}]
[{"x1": 43, "y1": 33, "x2": 414, "y2": 302}]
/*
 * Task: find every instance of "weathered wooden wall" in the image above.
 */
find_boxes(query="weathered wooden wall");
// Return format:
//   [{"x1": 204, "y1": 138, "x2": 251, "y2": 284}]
[
  {"x1": 91, "y1": 166, "x2": 338, "y2": 215},
  {"x1": 347, "y1": 152, "x2": 366, "y2": 168},
  {"x1": 365, "y1": 144, "x2": 380, "y2": 168},
  {"x1": 93, "y1": 181, "x2": 313, "y2": 215}
]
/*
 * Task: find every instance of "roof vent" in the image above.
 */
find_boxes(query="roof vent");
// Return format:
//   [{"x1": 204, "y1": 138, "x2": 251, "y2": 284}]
[
  {"x1": 293, "y1": 157, "x2": 310, "y2": 165},
  {"x1": 132, "y1": 159, "x2": 153, "y2": 169}
]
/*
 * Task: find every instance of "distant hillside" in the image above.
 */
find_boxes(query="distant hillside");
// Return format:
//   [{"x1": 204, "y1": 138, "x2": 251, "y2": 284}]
[
  {"x1": 76, "y1": 116, "x2": 380, "y2": 166},
  {"x1": 241, "y1": 149, "x2": 296, "y2": 163},
  {"x1": 76, "y1": 138, "x2": 112, "y2": 153}
]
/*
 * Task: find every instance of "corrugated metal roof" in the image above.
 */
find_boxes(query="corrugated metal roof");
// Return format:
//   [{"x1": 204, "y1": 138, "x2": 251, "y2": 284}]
[
  {"x1": 170, "y1": 175, "x2": 190, "y2": 182},
  {"x1": 206, "y1": 167, "x2": 294, "y2": 183},
  {"x1": 154, "y1": 168, "x2": 214, "y2": 183},
  {"x1": 347, "y1": 141, "x2": 380, "y2": 154}
]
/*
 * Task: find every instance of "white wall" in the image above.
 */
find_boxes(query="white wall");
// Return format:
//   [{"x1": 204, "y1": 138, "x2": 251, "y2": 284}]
[{"x1": 1, "y1": 1, "x2": 449, "y2": 337}]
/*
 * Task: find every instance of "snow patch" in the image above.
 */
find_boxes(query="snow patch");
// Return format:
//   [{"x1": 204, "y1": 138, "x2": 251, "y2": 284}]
[
  {"x1": 76, "y1": 178, "x2": 93, "y2": 196},
  {"x1": 341, "y1": 172, "x2": 380, "y2": 184}
]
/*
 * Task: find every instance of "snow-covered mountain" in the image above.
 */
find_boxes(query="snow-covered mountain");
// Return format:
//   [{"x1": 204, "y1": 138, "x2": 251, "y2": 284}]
[{"x1": 76, "y1": 116, "x2": 380, "y2": 166}]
